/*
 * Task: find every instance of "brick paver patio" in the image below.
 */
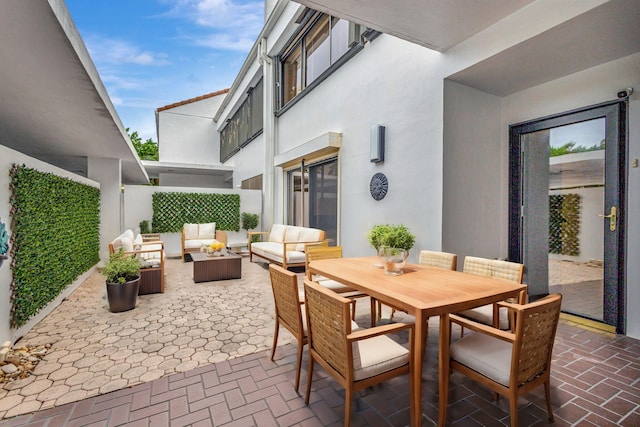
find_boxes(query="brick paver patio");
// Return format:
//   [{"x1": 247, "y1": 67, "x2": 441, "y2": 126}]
[{"x1": 0, "y1": 256, "x2": 639, "y2": 426}]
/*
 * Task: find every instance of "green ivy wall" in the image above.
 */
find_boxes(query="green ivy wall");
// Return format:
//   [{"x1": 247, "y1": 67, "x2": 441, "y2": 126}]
[
  {"x1": 9, "y1": 164, "x2": 100, "y2": 328},
  {"x1": 152, "y1": 192, "x2": 240, "y2": 233}
]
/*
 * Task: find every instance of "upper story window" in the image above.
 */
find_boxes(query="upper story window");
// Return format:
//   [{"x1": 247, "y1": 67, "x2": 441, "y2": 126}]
[
  {"x1": 220, "y1": 78, "x2": 263, "y2": 162},
  {"x1": 278, "y1": 12, "x2": 373, "y2": 109}
]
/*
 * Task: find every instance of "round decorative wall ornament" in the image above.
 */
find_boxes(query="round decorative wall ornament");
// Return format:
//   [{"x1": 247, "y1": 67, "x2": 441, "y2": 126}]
[{"x1": 369, "y1": 173, "x2": 388, "y2": 201}]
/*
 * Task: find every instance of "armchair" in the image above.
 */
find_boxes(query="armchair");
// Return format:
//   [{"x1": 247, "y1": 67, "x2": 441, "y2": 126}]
[
  {"x1": 446, "y1": 294, "x2": 562, "y2": 427},
  {"x1": 303, "y1": 278, "x2": 414, "y2": 427}
]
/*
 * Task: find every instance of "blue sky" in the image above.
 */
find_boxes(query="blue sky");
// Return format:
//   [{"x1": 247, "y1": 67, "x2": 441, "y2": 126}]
[{"x1": 66, "y1": 0, "x2": 264, "y2": 142}]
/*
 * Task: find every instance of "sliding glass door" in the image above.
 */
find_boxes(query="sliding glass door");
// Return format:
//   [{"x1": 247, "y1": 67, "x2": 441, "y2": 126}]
[{"x1": 287, "y1": 158, "x2": 338, "y2": 243}]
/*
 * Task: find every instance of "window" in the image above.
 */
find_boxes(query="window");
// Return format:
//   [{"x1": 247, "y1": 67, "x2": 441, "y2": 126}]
[
  {"x1": 220, "y1": 78, "x2": 264, "y2": 162},
  {"x1": 279, "y1": 12, "x2": 371, "y2": 109}
]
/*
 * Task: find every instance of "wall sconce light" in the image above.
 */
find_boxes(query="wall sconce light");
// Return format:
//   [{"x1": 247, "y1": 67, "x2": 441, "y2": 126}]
[{"x1": 370, "y1": 125, "x2": 385, "y2": 163}]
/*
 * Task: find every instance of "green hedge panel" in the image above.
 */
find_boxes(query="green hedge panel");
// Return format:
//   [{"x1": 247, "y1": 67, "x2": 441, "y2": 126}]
[
  {"x1": 10, "y1": 165, "x2": 100, "y2": 328},
  {"x1": 549, "y1": 193, "x2": 581, "y2": 256},
  {"x1": 151, "y1": 192, "x2": 240, "y2": 233}
]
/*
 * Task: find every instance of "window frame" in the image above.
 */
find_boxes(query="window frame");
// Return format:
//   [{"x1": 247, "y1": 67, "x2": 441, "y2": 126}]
[
  {"x1": 220, "y1": 77, "x2": 264, "y2": 162},
  {"x1": 276, "y1": 12, "x2": 378, "y2": 115}
]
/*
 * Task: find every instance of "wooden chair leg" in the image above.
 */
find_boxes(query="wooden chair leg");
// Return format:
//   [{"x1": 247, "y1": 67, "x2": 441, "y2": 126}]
[
  {"x1": 509, "y1": 392, "x2": 519, "y2": 427},
  {"x1": 295, "y1": 339, "x2": 304, "y2": 392},
  {"x1": 270, "y1": 320, "x2": 279, "y2": 360},
  {"x1": 305, "y1": 357, "x2": 314, "y2": 404},
  {"x1": 544, "y1": 378, "x2": 554, "y2": 422}
]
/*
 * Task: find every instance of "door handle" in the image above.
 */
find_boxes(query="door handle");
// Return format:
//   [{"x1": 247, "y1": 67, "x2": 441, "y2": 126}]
[{"x1": 598, "y1": 206, "x2": 617, "y2": 231}]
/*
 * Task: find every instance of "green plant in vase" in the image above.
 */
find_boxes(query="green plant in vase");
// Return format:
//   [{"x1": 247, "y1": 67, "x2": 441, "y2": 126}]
[
  {"x1": 368, "y1": 224, "x2": 416, "y2": 252},
  {"x1": 103, "y1": 249, "x2": 141, "y2": 312},
  {"x1": 103, "y1": 249, "x2": 141, "y2": 284}
]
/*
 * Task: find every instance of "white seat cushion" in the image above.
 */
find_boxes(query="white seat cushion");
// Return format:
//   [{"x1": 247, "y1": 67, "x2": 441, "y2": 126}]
[
  {"x1": 352, "y1": 334, "x2": 409, "y2": 381},
  {"x1": 138, "y1": 243, "x2": 163, "y2": 261},
  {"x1": 184, "y1": 239, "x2": 221, "y2": 249},
  {"x1": 459, "y1": 305, "x2": 510, "y2": 330},
  {"x1": 317, "y1": 278, "x2": 351, "y2": 292},
  {"x1": 450, "y1": 332, "x2": 512, "y2": 386}
]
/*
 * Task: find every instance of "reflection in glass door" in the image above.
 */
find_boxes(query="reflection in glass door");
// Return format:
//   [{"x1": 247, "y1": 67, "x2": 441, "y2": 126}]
[
  {"x1": 547, "y1": 119, "x2": 605, "y2": 320},
  {"x1": 510, "y1": 102, "x2": 626, "y2": 331}
]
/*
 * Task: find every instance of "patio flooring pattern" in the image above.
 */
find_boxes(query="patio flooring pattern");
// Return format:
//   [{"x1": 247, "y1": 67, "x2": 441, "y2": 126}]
[{"x1": 0, "y1": 257, "x2": 639, "y2": 426}]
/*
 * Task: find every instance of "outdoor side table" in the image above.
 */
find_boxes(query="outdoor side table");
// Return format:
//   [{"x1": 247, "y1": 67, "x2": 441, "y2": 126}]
[{"x1": 191, "y1": 252, "x2": 242, "y2": 282}]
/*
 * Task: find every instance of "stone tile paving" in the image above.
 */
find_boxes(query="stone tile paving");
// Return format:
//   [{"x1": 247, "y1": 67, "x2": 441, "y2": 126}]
[{"x1": 0, "y1": 258, "x2": 281, "y2": 419}]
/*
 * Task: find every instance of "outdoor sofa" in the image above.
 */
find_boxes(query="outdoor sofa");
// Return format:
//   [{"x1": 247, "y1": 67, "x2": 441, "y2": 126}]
[
  {"x1": 249, "y1": 224, "x2": 326, "y2": 270},
  {"x1": 108, "y1": 229, "x2": 165, "y2": 294},
  {"x1": 181, "y1": 222, "x2": 228, "y2": 261}
]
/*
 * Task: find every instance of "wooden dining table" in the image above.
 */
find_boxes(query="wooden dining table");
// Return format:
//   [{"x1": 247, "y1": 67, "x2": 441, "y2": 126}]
[{"x1": 308, "y1": 256, "x2": 527, "y2": 427}]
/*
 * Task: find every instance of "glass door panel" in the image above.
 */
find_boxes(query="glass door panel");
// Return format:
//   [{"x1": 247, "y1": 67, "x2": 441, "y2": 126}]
[
  {"x1": 547, "y1": 119, "x2": 605, "y2": 320},
  {"x1": 308, "y1": 160, "x2": 338, "y2": 243}
]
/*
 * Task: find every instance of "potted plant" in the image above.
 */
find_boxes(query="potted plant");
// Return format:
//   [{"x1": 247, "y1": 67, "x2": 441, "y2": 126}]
[
  {"x1": 139, "y1": 219, "x2": 151, "y2": 235},
  {"x1": 103, "y1": 248, "x2": 141, "y2": 312},
  {"x1": 241, "y1": 212, "x2": 260, "y2": 243},
  {"x1": 368, "y1": 224, "x2": 416, "y2": 252}
]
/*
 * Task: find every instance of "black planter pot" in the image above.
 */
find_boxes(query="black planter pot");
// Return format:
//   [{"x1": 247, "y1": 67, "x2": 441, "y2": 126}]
[{"x1": 106, "y1": 277, "x2": 140, "y2": 313}]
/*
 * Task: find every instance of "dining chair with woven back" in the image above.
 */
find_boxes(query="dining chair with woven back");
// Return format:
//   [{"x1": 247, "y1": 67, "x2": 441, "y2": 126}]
[
  {"x1": 446, "y1": 293, "x2": 563, "y2": 427},
  {"x1": 268, "y1": 264, "x2": 307, "y2": 392},
  {"x1": 303, "y1": 278, "x2": 415, "y2": 427},
  {"x1": 457, "y1": 256, "x2": 526, "y2": 334},
  {"x1": 305, "y1": 245, "x2": 367, "y2": 320}
]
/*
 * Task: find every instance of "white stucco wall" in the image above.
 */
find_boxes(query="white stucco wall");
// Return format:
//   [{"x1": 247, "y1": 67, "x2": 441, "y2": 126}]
[
  {"x1": 158, "y1": 173, "x2": 231, "y2": 189},
  {"x1": 123, "y1": 186, "x2": 262, "y2": 257},
  {"x1": 442, "y1": 81, "x2": 504, "y2": 269},
  {"x1": 158, "y1": 95, "x2": 225, "y2": 164},
  {"x1": 0, "y1": 145, "x2": 100, "y2": 344},
  {"x1": 275, "y1": 35, "x2": 443, "y2": 262}
]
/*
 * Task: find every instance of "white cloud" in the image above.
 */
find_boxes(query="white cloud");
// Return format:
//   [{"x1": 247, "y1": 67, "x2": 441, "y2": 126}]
[
  {"x1": 166, "y1": 0, "x2": 263, "y2": 51},
  {"x1": 84, "y1": 35, "x2": 170, "y2": 66},
  {"x1": 196, "y1": 33, "x2": 255, "y2": 51}
]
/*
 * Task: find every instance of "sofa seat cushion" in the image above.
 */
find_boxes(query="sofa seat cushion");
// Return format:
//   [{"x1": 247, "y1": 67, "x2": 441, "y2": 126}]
[
  {"x1": 251, "y1": 242, "x2": 306, "y2": 264},
  {"x1": 138, "y1": 243, "x2": 164, "y2": 261},
  {"x1": 184, "y1": 239, "x2": 222, "y2": 250}
]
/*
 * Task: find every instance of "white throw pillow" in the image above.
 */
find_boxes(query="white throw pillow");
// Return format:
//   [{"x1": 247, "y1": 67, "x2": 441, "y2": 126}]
[
  {"x1": 122, "y1": 229, "x2": 135, "y2": 241},
  {"x1": 133, "y1": 234, "x2": 143, "y2": 250},
  {"x1": 184, "y1": 223, "x2": 199, "y2": 239},
  {"x1": 113, "y1": 237, "x2": 132, "y2": 252},
  {"x1": 198, "y1": 222, "x2": 216, "y2": 239}
]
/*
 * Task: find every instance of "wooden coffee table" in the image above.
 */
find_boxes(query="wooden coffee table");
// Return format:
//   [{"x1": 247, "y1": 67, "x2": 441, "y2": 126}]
[{"x1": 191, "y1": 252, "x2": 242, "y2": 283}]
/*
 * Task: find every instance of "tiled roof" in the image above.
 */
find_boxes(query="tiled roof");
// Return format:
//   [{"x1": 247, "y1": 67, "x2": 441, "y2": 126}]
[{"x1": 156, "y1": 88, "x2": 230, "y2": 112}]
